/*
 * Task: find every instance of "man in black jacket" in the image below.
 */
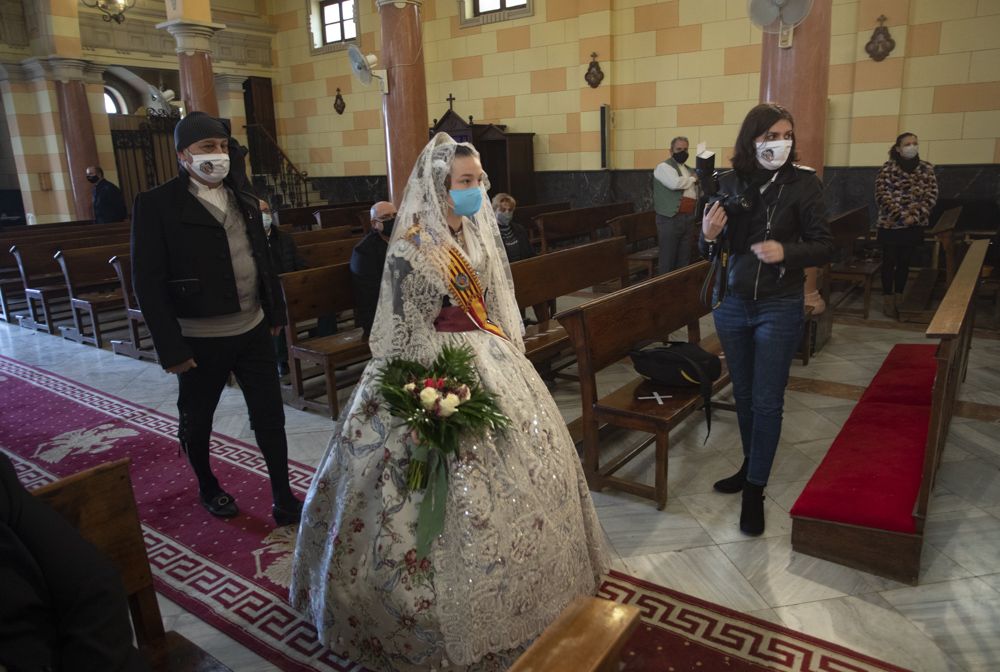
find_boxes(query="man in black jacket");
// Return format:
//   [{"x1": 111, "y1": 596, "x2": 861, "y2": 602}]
[
  {"x1": 86, "y1": 166, "x2": 128, "y2": 223},
  {"x1": 350, "y1": 201, "x2": 395, "y2": 338},
  {"x1": 131, "y1": 112, "x2": 301, "y2": 527}
]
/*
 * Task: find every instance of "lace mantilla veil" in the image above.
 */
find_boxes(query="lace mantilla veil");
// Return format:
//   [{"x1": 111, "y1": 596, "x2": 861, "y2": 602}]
[{"x1": 367, "y1": 132, "x2": 524, "y2": 360}]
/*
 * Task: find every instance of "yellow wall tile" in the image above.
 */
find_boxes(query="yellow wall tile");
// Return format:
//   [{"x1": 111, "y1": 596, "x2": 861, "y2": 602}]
[
  {"x1": 702, "y1": 18, "x2": 751, "y2": 49},
  {"x1": 678, "y1": 50, "x2": 724, "y2": 79},
  {"x1": 700, "y1": 74, "x2": 749, "y2": 102},
  {"x1": 963, "y1": 110, "x2": 1000, "y2": 138},
  {"x1": 549, "y1": 90, "x2": 580, "y2": 114},
  {"x1": 850, "y1": 142, "x2": 895, "y2": 165},
  {"x1": 725, "y1": 0, "x2": 747, "y2": 19},
  {"x1": 969, "y1": 49, "x2": 1000, "y2": 82},
  {"x1": 612, "y1": 60, "x2": 637, "y2": 85},
  {"x1": 858, "y1": 0, "x2": 909, "y2": 28},
  {"x1": 898, "y1": 112, "x2": 965, "y2": 139},
  {"x1": 566, "y1": 112, "x2": 581, "y2": 132},
  {"x1": 613, "y1": 82, "x2": 657, "y2": 109},
  {"x1": 635, "y1": 106, "x2": 678, "y2": 129},
  {"x1": 452, "y1": 55, "x2": 483, "y2": 80},
  {"x1": 518, "y1": 92, "x2": 551, "y2": 116},
  {"x1": 547, "y1": 43, "x2": 580, "y2": 68},
  {"x1": 578, "y1": 11, "x2": 612, "y2": 38},
  {"x1": 827, "y1": 117, "x2": 852, "y2": 144},
  {"x1": 497, "y1": 72, "x2": 532, "y2": 95},
  {"x1": 635, "y1": 148, "x2": 667, "y2": 168},
  {"x1": 829, "y1": 33, "x2": 858, "y2": 65},
  {"x1": 678, "y1": 0, "x2": 726, "y2": 25},
  {"x1": 531, "y1": 67, "x2": 568, "y2": 94},
  {"x1": 612, "y1": 7, "x2": 635, "y2": 35},
  {"x1": 939, "y1": 14, "x2": 1000, "y2": 53},
  {"x1": 910, "y1": 0, "x2": 977, "y2": 24},
  {"x1": 656, "y1": 78, "x2": 701, "y2": 106},
  {"x1": 468, "y1": 76, "x2": 500, "y2": 99},
  {"x1": 900, "y1": 87, "x2": 935, "y2": 114},
  {"x1": 514, "y1": 47, "x2": 549, "y2": 73},
  {"x1": 614, "y1": 30, "x2": 657, "y2": 59},
  {"x1": 854, "y1": 58, "x2": 904, "y2": 90},
  {"x1": 634, "y1": 54, "x2": 680, "y2": 83},
  {"x1": 483, "y1": 95, "x2": 516, "y2": 120},
  {"x1": 723, "y1": 100, "x2": 757, "y2": 124},
  {"x1": 903, "y1": 53, "x2": 975, "y2": 87},
  {"x1": 482, "y1": 52, "x2": 515, "y2": 77},
  {"x1": 530, "y1": 21, "x2": 565, "y2": 48},
  {"x1": 826, "y1": 142, "x2": 851, "y2": 165},
  {"x1": 580, "y1": 36, "x2": 613, "y2": 64},
  {"x1": 852, "y1": 88, "x2": 902, "y2": 117},
  {"x1": 466, "y1": 31, "x2": 498, "y2": 57},
  {"x1": 831, "y1": 2, "x2": 859, "y2": 35},
  {"x1": 923, "y1": 138, "x2": 994, "y2": 163},
  {"x1": 828, "y1": 63, "x2": 856, "y2": 95},
  {"x1": 678, "y1": 101, "x2": 724, "y2": 126}
]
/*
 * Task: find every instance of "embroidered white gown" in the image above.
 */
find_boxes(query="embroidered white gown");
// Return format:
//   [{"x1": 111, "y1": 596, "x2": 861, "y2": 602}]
[{"x1": 290, "y1": 135, "x2": 608, "y2": 672}]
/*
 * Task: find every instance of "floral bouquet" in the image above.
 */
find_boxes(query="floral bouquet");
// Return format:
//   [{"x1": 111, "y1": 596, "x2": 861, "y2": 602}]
[{"x1": 377, "y1": 344, "x2": 510, "y2": 557}]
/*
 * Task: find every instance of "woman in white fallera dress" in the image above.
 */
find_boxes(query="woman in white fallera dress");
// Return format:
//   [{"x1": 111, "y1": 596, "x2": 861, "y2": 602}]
[{"x1": 290, "y1": 133, "x2": 608, "y2": 672}]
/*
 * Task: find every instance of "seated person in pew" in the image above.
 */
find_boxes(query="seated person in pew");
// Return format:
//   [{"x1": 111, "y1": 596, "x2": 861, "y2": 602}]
[
  {"x1": 701, "y1": 103, "x2": 834, "y2": 536},
  {"x1": 131, "y1": 112, "x2": 301, "y2": 527},
  {"x1": 492, "y1": 192, "x2": 534, "y2": 263},
  {"x1": 291, "y1": 134, "x2": 607, "y2": 671},
  {"x1": 349, "y1": 200, "x2": 396, "y2": 338},
  {"x1": 0, "y1": 453, "x2": 150, "y2": 672}
]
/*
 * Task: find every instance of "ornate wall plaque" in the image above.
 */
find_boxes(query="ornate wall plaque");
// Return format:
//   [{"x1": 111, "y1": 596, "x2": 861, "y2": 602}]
[
  {"x1": 333, "y1": 88, "x2": 346, "y2": 115},
  {"x1": 585, "y1": 52, "x2": 604, "y2": 89},
  {"x1": 865, "y1": 15, "x2": 895, "y2": 62}
]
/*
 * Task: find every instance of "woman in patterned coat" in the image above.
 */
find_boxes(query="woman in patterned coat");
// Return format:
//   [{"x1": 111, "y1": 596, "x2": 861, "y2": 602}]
[{"x1": 874, "y1": 133, "x2": 938, "y2": 318}]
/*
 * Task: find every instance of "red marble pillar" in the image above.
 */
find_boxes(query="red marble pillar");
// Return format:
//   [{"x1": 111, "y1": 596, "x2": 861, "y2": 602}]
[
  {"x1": 378, "y1": 0, "x2": 429, "y2": 206},
  {"x1": 158, "y1": 20, "x2": 225, "y2": 116},
  {"x1": 758, "y1": 0, "x2": 832, "y2": 176},
  {"x1": 55, "y1": 76, "x2": 100, "y2": 220}
]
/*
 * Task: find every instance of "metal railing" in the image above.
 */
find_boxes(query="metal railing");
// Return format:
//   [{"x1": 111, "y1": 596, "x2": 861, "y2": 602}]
[{"x1": 244, "y1": 123, "x2": 310, "y2": 208}]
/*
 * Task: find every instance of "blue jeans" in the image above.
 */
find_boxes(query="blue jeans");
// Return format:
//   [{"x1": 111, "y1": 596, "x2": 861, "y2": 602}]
[{"x1": 713, "y1": 294, "x2": 803, "y2": 486}]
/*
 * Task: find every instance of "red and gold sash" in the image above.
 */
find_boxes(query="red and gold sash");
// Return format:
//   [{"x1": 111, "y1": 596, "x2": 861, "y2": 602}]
[{"x1": 402, "y1": 222, "x2": 508, "y2": 341}]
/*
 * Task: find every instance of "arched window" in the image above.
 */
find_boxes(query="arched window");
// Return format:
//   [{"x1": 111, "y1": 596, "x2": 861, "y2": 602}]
[{"x1": 103, "y1": 87, "x2": 128, "y2": 115}]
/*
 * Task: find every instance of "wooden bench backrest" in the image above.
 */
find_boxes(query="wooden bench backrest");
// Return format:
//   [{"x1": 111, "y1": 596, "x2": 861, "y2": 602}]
[
  {"x1": 10, "y1": 234, "x2": 131, "y2": 286},
  {"x1": 272, "y1": 205, "x2": 319, "y2": 229},
  {"x1": 297, "y1": 237, "x2": 362, "y2": 269},
  {"x1": 559, "y1": 261, "x2": 710, "y2": 383},
  {"x1": 280, "y1": 263, "x2": 355, "y2": 341},
  {"x1": 929, "y1": 206, "x2": 962, "y2": 236},
  {"x1": 533, "y1": 202, "x2": 635, "y2": 251},
  {"x1": 917, "y1": 238, "x2": 989, "y2": 526},
  {"x1": 609, "y1": 211, "x2": 656, "y2": 245},
  {"x1": 55, "y1": 243, "x2": 131, "y2": 296},
  {"x1": 314, "y1": 205, "x2": 371, "y2": 230},
  {"x1": 828, "y1": 206, "x2": 870, "y2": 258},
  {"x1": 1, "y1": 218, "x2": 96, "y2": 231},
  {"x1": 290, "y1": 226, "x2": 355, "y2": 245},
  {"x1": 510, "y1": 237, "x2": 628, "y2": 312},
  {"x1": 1, "y1": 222, "x2": 130, "y2": 255},
  {"x1": 512, "y1": 201, "x2": 571, "y2": 229},
  {"x1": 109, "y1": 254, "x2": 137, "y2": 310},
  {"x1": 32, "y1": 458, "x2": 166, "y2": 647}
]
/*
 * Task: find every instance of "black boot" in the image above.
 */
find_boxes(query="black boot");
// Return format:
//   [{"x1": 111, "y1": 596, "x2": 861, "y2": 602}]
[
  {"x1": 713, "y1": 459, "x2": 747, "y2": 494},
  {"x1": 740, "y1": 482, "x2": 765, "y2": 536},
  {"x1": 272, "y1": 496, "x2": 303, "y2": 527}
]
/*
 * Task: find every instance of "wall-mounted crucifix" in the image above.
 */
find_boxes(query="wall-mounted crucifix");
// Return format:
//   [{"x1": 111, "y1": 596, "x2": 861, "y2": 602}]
[{"x1": 446, "y1": 93, "x2": 455, "y2": 110}]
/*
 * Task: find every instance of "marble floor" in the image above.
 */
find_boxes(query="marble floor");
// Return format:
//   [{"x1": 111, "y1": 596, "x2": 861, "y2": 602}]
[{"x1": 2, "y1": 301, "x2": 999, "y2": 672}]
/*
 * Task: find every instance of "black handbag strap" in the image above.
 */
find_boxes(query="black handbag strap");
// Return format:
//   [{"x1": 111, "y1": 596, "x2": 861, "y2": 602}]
[{"x1": 662, "y1": 346, "x2": 714, "y2": 441}]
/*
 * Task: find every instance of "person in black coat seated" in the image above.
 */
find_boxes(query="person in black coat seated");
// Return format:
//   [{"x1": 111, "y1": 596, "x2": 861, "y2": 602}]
[
  {"x1": 350, "y1": 201, "x2": 396, "y2": 338},
  {"x1": 130, "y1": 112, "x2": 301, "y2": 527},
  {"x1": 86, "y1": 166, "x2": 128, "y2": 223},
  {"x1": 492, "y1": 192, "x2": 534, "y2": 262},
  {"x1": 0, "y1": 452, "x2": 150, "y2": 672}
]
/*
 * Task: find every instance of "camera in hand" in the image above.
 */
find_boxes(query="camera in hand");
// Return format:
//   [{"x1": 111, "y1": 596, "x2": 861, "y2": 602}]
[{"x1": 695, "y1": 150, "x2": 758, "y2": 217}]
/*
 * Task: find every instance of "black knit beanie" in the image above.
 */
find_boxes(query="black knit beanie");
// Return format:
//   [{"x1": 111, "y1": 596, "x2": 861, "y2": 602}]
[{"x1": 174, "y1": 111, "x2": 229, "y2": 151}]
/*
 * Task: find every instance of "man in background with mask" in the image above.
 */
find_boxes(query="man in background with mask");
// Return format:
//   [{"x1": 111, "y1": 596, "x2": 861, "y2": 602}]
[
  {"x1": 130, "y1": 111, "x2": 301, "y2": 528},
  {"x1": 260, "y1": 197, "x2": 307, "y2": 375},
  {"x1": 350, "y1": 201, "x2": 396, "y2": 338},
  {"x1": 652, "y1": 136, "x2": 700, "y2": 274},
  {"x1": 85, "y1": 165, "x2": 128, "y2": 223}
]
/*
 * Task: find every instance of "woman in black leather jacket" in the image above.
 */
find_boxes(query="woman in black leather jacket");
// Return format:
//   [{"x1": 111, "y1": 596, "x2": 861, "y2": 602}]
[{"x1": 700, "y1": 103, "x2": 834, "y2": 535}]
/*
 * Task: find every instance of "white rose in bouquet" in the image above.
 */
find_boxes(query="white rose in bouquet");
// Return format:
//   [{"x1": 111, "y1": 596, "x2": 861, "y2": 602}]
[
  {"x1": 419, "y1": 386, "x2": 440, "y2": 410},
  {"x1": 438, "y1": 392, "x2": 461, "y2": 418}
]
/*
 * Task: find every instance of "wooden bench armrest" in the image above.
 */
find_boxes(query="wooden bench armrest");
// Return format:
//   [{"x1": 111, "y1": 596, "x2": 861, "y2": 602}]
[{"x1": 509, "y1": 597, "x2": 640, "y2": 672}]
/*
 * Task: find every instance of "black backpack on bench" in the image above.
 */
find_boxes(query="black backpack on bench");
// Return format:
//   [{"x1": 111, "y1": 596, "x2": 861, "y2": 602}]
[{"x1": 629, "y1": 342, "x2": 722, "y2": 438}]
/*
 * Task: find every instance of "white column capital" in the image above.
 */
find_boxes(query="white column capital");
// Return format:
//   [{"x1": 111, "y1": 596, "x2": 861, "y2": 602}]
[
  {"x1": 20, "y1": 57, "x2": 93, "y2": 83},
  {"x1": 156, "y1": 18, "x2": 226, "y2": 55}
]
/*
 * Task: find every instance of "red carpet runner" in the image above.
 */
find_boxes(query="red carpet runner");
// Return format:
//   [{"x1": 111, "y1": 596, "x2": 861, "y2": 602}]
[{"x1": 0, "y1": 355, "x2": 906, "y2": 672}]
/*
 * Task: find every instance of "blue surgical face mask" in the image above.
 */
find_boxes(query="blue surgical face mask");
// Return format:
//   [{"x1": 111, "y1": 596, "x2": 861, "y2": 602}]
[
  {"x1": 496, "y1": 210, "x2": 513, "y2": 226},
  {"x1": 450, "y1": 187, "x2": 482, "y2": 217}
]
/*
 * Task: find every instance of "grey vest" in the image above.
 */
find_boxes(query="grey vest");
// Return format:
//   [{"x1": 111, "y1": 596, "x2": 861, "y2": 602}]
[{"x1": 653, "y1": 158, "x2": 688, "y2": 217}]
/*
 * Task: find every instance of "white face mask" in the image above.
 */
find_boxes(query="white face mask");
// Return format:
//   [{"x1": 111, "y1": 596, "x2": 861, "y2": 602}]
[
  {"x1": 756, "y1": 139, "x2": 793, "y2": 171},
  {"x1": 899, "y1": 144, "x2": 919, "y2": 160},
  {"x1": 186, "y1": 152, "x2": 230, "y2": 184},
  {"x1": 262, "y1": 212, "x2": 272, "y2": 230}
]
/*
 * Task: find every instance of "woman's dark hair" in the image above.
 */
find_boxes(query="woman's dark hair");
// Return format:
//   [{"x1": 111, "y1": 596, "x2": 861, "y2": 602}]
[
  {"x1": 444, "y1": 144, "x2": 477, "y2": 189},
  {"x1": 731, "y1": 103, "x2": 797, "y2": 174},
  {"x1": 888, "y1": 132, "x2": 917, "y2": 159}
]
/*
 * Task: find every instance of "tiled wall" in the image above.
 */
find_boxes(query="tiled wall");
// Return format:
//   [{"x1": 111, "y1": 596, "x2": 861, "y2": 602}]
[{"x1": 267, "y1": 0, "x2": 1000, "y2": 182}]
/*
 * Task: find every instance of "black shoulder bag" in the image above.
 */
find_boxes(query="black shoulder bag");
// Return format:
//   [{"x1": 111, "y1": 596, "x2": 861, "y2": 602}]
[{"x1": 630, "y1": 343, "x2": 722, "y2": 438}]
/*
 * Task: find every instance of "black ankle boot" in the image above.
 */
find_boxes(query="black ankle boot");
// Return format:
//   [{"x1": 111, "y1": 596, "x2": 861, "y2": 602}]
[
  {"x1": 713, "y1": 459, "x2": 747, "y2": 494},
  {"x1": 273, "y1": 496, "x2": 303, "y2": 527},
  {"x1": 740, "y1": 483, "x2": 765, "y2": 536}
]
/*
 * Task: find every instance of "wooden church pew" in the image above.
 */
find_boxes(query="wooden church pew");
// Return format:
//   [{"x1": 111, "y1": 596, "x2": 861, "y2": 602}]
[
  {"x1": 531, "y1": 202, "x2": 634, "y2": 254},
  {"x1": 609, "y1": 210, "x2": 658, "y2": 281},
  {"x1": 296, "y1": 237, "x2": 362, "y2": 269},
  {"x1": 55, "y1": 242, "x2": 130, "y2": 348},
  {"x1": 108, "y1": 254, "x2": 159, "y2": 362}
]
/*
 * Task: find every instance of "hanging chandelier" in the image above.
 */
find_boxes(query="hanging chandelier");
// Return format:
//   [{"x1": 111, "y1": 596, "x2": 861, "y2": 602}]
[{"x1": 80, "y1": 0, "x2": 136, "y2": 24}]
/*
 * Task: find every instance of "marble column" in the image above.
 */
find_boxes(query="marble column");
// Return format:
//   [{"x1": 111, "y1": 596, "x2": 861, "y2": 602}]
[
  {"x1": 157, "y1": 19, "x2": 225, "y2": 116},
  {"x1": 48, "y1": 59, "x2": 100, "y2": 221},
  {"x1": 758, "y1": 0, "x2": 832, "y2": 176},
  {"x1": 377, "y1": 0, "x2": 429, "y2": 205}
]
